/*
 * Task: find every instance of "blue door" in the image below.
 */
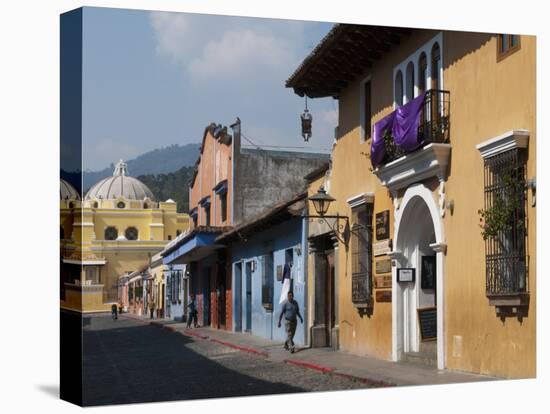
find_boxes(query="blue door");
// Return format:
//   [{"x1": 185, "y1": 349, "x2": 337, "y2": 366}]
[{"x1": 234, "y1": 262, "x2": 243, "y2": 332}]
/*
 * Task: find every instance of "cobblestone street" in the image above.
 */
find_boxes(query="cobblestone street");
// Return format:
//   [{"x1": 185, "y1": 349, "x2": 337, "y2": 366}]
[{"x1": 82, "y1": 315, "x2": 374, "y2": 406}]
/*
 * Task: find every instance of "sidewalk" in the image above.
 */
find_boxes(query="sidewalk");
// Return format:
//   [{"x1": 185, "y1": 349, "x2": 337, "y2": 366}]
[{"x1": 123, "y1": 314, "x2": 497, "y2": 387}]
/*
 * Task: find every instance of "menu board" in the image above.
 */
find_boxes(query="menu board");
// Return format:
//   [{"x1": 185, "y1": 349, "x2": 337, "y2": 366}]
[{"x1": 418, "y1": 307, "x2": 437, "y2": 341}]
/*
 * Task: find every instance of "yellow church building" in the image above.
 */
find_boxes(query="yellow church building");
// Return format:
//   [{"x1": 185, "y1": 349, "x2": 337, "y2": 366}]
[{"x1": 60, "y1": 160, "x2": 189, "y2": 313}]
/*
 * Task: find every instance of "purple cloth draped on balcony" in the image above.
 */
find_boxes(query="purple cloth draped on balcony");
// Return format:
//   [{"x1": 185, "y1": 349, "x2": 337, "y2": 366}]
[
  {"x1": 371, "y1": 111, "x2": 396, "y2": 168},
  {"x1": 371, "y1": 93, "x2": 426, "y2": 168}
]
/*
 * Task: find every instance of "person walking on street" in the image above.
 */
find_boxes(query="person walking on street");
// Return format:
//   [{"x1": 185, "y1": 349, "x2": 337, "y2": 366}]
[
  {"x1": 149, "y1": 298, "x2": 155, "y2": 319},
  {"x1": 111, "y1": 303, "x2": 118, "y2": 320},
  {"x1": 187, "y1": 294, "x2": 198, "y2": 328},
  {"x1": 278, "y1": 291, "x2": 303, "y2": 353}
]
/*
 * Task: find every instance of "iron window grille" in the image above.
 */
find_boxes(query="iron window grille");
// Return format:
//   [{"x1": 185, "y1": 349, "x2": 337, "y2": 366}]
[
  {"x1": 220, "y1": 192, "x2": 228, "y2": 223},
  {"x1": 483, "y1": 148, "x2": 528, "y2": 297},
  {"x1": 104, "y1": 226, "x2": 118, "y2": 240},
  {"x1": 125, "y1": 227, "x2": 138, "y2": 240},
  {"x1": 351, "y1": 203, "x2": 373, "y2": 305},
  {"x1": 261, "y1": 253, "x2": 274, "y2": 310}
]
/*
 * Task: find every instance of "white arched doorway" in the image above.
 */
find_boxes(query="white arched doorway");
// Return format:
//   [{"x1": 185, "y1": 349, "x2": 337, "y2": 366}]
[{"x1": 391, "y1": 183, "x2": 446, "y2": 369}]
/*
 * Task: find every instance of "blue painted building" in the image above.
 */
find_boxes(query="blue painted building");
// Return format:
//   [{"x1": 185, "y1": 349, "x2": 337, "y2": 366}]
[{"x1": 217, "y1": 193, "x2": 309, "y2": 347}]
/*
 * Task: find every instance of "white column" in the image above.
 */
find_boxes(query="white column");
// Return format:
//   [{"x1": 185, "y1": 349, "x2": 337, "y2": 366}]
[{"x1": 430, "y1": 242, "x2": 447, "y2": 370}]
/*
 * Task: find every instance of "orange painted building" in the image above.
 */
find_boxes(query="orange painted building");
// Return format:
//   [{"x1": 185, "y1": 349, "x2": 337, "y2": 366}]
[{"x1": 162, "y1": 118, "x2": 330, "y2": 330}]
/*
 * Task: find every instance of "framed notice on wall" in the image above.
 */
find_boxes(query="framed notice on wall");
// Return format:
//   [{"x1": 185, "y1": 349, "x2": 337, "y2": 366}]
[
  {"x1": 397, "y1": 268, "x2": 415, "y2": 283},
  {"x1": 375, "y1": 210, "x2": 390, "y2": 240},
  {"x1": 421, "y1": 256, "x2": 436, "y2": 290}
]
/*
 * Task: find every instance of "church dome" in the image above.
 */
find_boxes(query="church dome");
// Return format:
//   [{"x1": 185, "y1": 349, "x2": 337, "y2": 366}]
[
  {"x1": 60, "y1": 178, "x2": 80, "y2": 200},
  {"x1": 85, "y1": 160, "x2": 155, "y2": 201}
]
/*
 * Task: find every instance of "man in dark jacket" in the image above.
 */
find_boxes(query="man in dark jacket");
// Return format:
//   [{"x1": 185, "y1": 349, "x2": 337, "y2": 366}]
[
  {"x1": 277, "y1": 291, "x2": 303, "y2": 353},
  {"x1": 187, "y1": 294, "x2": 198, "y2": 328}
]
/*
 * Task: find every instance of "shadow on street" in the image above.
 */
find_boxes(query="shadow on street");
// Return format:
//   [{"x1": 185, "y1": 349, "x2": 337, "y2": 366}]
[{"x1": 81, "y1": 316, "x2": 306, "y2": 406}]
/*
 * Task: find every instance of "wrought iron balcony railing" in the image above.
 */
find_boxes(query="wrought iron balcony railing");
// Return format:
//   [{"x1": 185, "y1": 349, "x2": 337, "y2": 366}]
[{"x1": 382, "y1": 89, "x2": 450, "y2": 165}]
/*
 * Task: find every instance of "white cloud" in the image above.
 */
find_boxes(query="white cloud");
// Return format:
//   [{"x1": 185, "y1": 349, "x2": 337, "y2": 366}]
[
  {"x1": 149, "y1": 11, "x2": 194, "y2": 64},
  {"x1": 188, "y1": 29, "x2": 293, "y2": 79},
  {"x1": 148, "y1": 12, "x2": 303, "y2": 81}
]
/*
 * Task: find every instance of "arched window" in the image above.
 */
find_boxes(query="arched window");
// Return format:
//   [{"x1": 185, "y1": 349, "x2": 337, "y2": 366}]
[
  {"x1": 418, "y1": 52, "x2": 427, "y2": 95},
  {"x1": 92, "y1": 201, "x2": 99, "y2": 209},
  {"x1": 167, "y1": 235, "x2": 172, "y2": 241},
  {"x1": 431, "y1": 42, "x2": 441, "y2": 91},
  {"x1": 117, "y1": 201, "x2": 126, "y2": 209},
  {"x1": 125, "y1": 227, "x2": 138, "y2": 240},
  {"x1": 405, "y1": 62, "x2": 415, "y2": 102},
  {"x1": 395, "y1": 70, "x2": 404, "y2": 106},
  {"x1": 143, "y1": 202, "x2": 148, "y2": 209},
  {"x1": 68, "y1": 202, "x2": 74, "y2": 209},
  {"x1": 105, "y1": 226, "x2": 118, "y2": 240}
]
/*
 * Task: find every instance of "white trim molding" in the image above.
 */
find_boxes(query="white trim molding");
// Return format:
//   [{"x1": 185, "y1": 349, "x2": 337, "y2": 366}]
[
  {"x1": 392, "y1": 183, "x2": 446, "y2": 370},
  {"x1": 62, "y1": 259, "x2": 107, "y2": 265},
  {"x1": 393, "y1": 32, "x2": 444, "y2": 108},
  {"x1": 476, "y1": 129, "x2": 529, "y2": 159},
  {"x1": 346, "y1": 192, "x2": 374, "y2": 208},
  {"x1": 373, "y1": 143, "x2": 451, "y2": 192}
]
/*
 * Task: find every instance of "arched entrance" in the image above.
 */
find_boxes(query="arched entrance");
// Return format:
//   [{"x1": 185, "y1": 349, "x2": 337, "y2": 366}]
[{"x1": 392, "y1": 183, "x2": 446, "y2": 369}]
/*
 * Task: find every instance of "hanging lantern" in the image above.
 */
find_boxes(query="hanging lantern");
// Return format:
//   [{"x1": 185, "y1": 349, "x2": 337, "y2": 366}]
[{"x1": 301, "y1": 96, "x2": 312, "y2": 142}]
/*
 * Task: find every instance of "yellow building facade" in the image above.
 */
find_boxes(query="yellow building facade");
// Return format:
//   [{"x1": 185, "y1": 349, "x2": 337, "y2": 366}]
[
  {"x1": 60, "y1": 160, "x2": 189, "y2": 313},
  {"x1": 290, "y1": 27, "x2": 535, "y2": 378}
]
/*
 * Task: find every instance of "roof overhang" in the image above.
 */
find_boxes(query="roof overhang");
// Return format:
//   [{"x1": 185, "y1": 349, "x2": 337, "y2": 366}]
[
  {"x1": 286, "y1": 24, "x2": 413, "y2": 98},
  {"x1": 162, "y1": 232, "x2": 223, "y2": 265},
  {"x1": 217, "y1": 193, "x2": 306, "y2": 244}
]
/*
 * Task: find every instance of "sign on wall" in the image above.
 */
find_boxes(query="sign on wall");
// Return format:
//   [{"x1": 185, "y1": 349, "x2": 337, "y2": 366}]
[
  {"x1": 376, "y1": 290, "x2": 392, "y2": 302},
  {"x1": 375, "y1": 210, "x2": 390, "y2": 240},
  {"x1": 373, "y1": 239, "x2": 392, "y2": 257},
  {"x1": 375, "y1": 259, "x2": 392, "y2": 274},
  {"x1": 397, "y1": 268, "x2": 415, "y2": 283},
  {"x1": 374, "y1": 275, "x2": 392, "y2": 288},
  {"x1": 421, "y1": 256, "x2": 436, "y2": 290}
]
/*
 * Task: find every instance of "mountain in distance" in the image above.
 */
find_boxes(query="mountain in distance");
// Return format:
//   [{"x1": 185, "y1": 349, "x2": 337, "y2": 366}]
[
  {"x1": 83, "y1": 143, "x2": 200, "y2": 191},
  {"x1": 137, "y1": 166, "x2": 195, "y2": 213}
]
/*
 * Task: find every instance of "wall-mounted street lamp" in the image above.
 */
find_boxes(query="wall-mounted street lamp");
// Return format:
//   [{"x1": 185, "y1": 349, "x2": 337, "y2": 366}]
[{"x1": 306, "y1": 186, "x2": 350, "y2": 246}]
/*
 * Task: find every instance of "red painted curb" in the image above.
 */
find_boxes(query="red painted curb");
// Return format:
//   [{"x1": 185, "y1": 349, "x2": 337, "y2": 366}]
[
  {"x1": 209, "y1": 339, "x2": 269, "y2": 357},
  {"x1": 284, "y1": 359, "x2": 334, "y2": 373}
]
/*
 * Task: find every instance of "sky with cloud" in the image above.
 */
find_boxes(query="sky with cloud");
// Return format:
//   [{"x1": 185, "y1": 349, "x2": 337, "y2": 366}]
[{"x1": 82, "y1": 7, "x2": 337, "y2": 171}]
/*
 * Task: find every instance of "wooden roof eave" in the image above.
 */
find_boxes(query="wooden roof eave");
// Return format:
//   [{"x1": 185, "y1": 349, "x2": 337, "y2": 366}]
[{"x1": 286, "y1": 24, "x2": 413, "y2": 98}]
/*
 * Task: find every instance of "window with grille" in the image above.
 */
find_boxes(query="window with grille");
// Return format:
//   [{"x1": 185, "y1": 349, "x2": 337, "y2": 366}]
[
  {"x1": 104, "y1": 226, "x2": 118, "y2": 240},
  {"x1": 125, "y1": 227, "x2": 138, "y2": 240},
  {"x1": 205, "y1": 205, "x2": 211, "y2": 226},
  {"x1": 351, "y1": 203, "x2": 373, "y2": 304},
  {"x1": 482, "y1": 148, "x2": 527, "y2": 297},
  {"x1": 220, "y1": 192, "x2": 227, "y2": 223},
  {"x1": 166, "y1": 275, "x2": 172, "y2": 302},
  {"x1": 261, "y1": 253, "x2": 274, "y2": 310}
]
